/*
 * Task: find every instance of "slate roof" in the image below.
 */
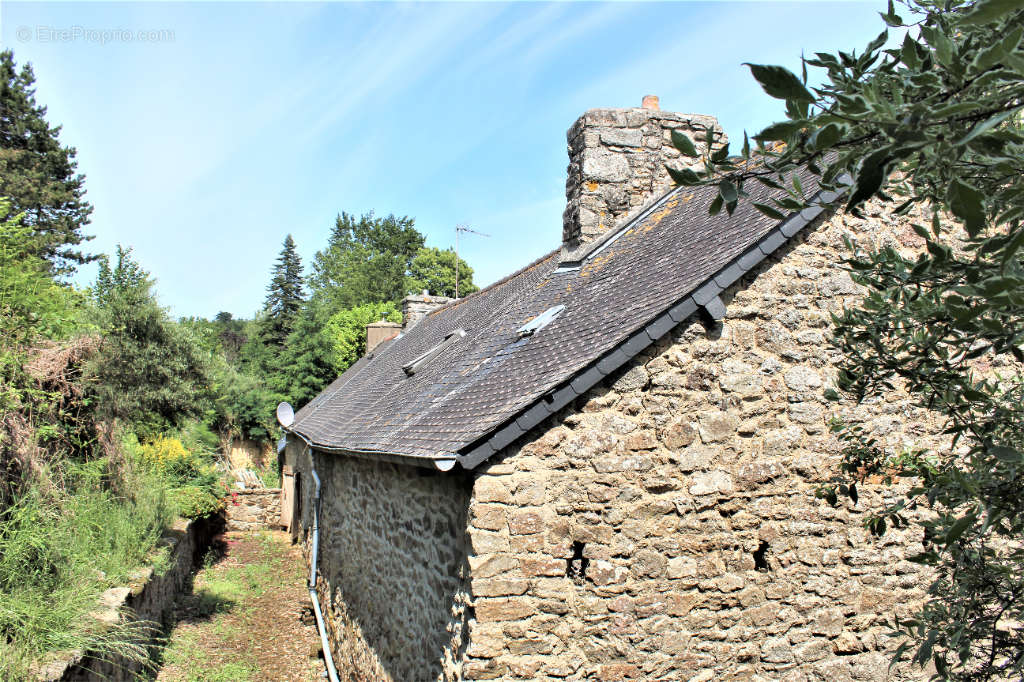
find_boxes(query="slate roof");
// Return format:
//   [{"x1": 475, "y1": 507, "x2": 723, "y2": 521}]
[{"x1": 290, "y1": 169, "x2": 841, "y2": 468}]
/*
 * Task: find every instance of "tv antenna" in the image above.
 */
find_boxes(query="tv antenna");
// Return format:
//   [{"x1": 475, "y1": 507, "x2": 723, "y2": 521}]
[{"x1": 455, "y1": 224, "x2": 489, "y2": 298}]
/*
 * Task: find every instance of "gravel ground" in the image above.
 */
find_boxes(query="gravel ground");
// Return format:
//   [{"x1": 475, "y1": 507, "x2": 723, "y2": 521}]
[{"x1": 154, "y1": 530, "x2": 326, "y2": 682}]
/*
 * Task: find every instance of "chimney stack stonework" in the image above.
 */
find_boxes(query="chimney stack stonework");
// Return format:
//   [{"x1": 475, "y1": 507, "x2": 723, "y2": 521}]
[
  {"x1": 562, "y1": 98, "x2": 727, "y2": 249},
  {"x1": 401, "y1": 292, "x2": 456, "y2": 331}
]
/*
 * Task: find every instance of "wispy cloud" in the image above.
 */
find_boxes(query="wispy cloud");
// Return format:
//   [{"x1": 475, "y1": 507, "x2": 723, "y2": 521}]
[{"x1": 2, "y1": 0, "x2": 886, "y2": 318}]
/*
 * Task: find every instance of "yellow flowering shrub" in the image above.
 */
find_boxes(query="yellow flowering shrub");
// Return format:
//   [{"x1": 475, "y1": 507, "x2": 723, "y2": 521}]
[
  {"x1": 137, "y1": 437, "x2": 191, "y2": 473},
  {"x1": 135, "y1": 436, "x2": 225, "y2": 519}
]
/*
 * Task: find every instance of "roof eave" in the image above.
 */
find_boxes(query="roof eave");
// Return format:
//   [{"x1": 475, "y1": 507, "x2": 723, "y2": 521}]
[{"x1": 285, "y1": 429, "x2": 456, "y2": 471}]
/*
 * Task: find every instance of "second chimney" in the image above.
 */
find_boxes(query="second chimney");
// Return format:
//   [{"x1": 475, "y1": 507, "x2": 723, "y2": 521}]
[
  {"x1": 562, "y1": 96, "x2": 727, "y2": 251},
  {"x1": 366, "y1": 318, "x2": 402, "y2": 354},
  {"x1": 402, "y1": 290, "x2": 456, "y2": 331}
]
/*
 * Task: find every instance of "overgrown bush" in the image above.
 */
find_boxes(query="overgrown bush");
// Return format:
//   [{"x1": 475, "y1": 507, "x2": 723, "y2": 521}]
[
  {"x1": 256, "y1": 460, "x2": 281, "y2": 489},
  {"x1": 131, "y1": 435, "x2": 226, "y2": 520},
  {"x1": 167, "y1": 484, "x2": 227, "y2": 520}
]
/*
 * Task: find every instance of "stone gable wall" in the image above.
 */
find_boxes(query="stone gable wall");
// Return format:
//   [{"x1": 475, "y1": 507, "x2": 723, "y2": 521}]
[{"x1": 460, "y1": 202, "x2": 947, "y2": 681}]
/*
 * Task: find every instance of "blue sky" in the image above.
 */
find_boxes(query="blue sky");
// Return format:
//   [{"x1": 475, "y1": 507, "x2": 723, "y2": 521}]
[{"x1": 2, "y1": 1, "x2": 883, "y2": 319}]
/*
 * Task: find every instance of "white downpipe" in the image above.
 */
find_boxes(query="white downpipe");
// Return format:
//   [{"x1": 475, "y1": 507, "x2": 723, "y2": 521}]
[{"x1": 298, "y1": 440, "x2": 341, "y2": 682}]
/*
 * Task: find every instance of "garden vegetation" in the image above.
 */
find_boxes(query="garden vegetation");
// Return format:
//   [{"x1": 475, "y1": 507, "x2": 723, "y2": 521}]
[{"x1": 0, "y1": 45, "x2": 478, "y2": 679}]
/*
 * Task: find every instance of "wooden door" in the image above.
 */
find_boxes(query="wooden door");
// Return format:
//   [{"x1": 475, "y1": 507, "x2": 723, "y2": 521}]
[{"x1": 280, "y1": 465, "x2": 295, "y2": 531}]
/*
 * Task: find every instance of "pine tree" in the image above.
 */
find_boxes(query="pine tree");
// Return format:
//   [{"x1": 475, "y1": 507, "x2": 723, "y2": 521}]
[
  {"x1": 260, "y1": 234, "x2": 305, "y2": 350},
  {"x1": 274, "y1": 299, "x2": 338, "y2": 407},
  {"x1": 0, "y1": 50, "x2": 94, "y2": 275}
]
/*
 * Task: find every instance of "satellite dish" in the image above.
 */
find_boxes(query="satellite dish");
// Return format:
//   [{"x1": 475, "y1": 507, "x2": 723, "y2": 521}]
[{"x1": 276, "y1": 402, "x2": 294, "y2": 428}]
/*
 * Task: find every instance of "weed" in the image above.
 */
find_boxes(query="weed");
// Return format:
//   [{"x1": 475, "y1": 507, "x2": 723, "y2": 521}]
[{"x1": 0, "y1": 458, "x2": 173, "y2": 679}]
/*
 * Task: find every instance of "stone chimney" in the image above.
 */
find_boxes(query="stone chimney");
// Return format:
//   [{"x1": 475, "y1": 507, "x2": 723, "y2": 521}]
[
  {"x1": 562, "y1": 96, "x2": 727, "y2": 250},
  {"x1": 402, "y1": 290, "x2": 456, "y2": 331},
  {"x1": 366, "y1": 318, "x2": 401, "y2": 354}
]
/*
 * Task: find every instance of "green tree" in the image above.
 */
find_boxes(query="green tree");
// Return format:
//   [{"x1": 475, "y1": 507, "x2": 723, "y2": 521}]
[
  {"x1": 89, "y1": 247, "x2": 209, "y2": 437},
  {"x1": 0, "y1": 200, "x2": 85, "y2": 417},
  {"x1": 406, "y1": 246, "x2": 478, "y2": 298},
  {"x1": 93, "y1": 245, "x2": 147, "y2": 308},
  {"x1": 258, "y1": 234, "x2": 305, "y2": 351},
  {"x1": 309, "y1": 211, "x2": 424, "y2": 311},
  {"x1": 211, "y1": 312, "x2": 248, "y2": 364},
  {"x1": 206, "y1": 351, "x2": 276, "y2": 441},
  {"x1": 0, "y1": 50, "x2": 94, "y2": 275},
  {"x1": 176, "y1": 315, "x2": 273, "y2": 441},
  {"x1": 275, "y1": 300, "x2": 338, "y2": 407},
  {"x1": 323, "y1": 301, "x2": 402, "y2": 375},
  {"x1": 670, "y1": 1, "x2": 1024, "y2": 677},
  {"x1": 0, "y1": 200, "x2": 81, "y2": 351}
]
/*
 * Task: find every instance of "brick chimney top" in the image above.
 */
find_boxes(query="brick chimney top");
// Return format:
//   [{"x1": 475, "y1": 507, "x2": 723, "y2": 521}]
[
  {"x1": 641, "y1": 94, "x2": 659, "y2": 110},
  {"x1": 366, "y1": 320, "x2": 401, "y2": 354}
]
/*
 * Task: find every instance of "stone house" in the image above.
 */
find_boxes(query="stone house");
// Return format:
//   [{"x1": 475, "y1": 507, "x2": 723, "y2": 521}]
[{"x1": 281, "y1": 97, "x2": 942, "y2": 681}]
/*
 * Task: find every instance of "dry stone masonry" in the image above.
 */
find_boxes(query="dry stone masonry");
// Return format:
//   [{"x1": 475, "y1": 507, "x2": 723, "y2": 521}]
[{"x1": 224, "y1": 488, "x2": 283, "y2": 532}]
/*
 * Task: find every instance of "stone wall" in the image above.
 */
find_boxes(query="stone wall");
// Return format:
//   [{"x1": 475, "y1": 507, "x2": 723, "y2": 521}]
[
  {"x1": 224, "y1": 488, "x2": 283, "y2": 532},
  {"x1": 39, "y1": 517, "x2": 219, "y2": 681},
  {"x1": 290, "y1": 441, "x2": 474, "y2": 681},
  {"x1": 562, "y1": 106, "x2": 726, "y2": 249},
  {"x1": 459, "y1": 201, "x2": 946, "y2": 680}
]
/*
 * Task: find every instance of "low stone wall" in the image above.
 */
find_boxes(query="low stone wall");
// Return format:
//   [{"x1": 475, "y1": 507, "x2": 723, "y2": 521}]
[
  {"x1": 37, "y1": 516, "x2": 220, "y2": 681},
  {"x1": 225, "y1": 488, "x2": 283, "y2": 531}
]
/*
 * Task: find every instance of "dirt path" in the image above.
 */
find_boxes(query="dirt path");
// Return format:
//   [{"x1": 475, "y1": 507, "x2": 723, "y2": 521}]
[{"x1": 155, "y1": 530, "x2": 326, "y2": 682}]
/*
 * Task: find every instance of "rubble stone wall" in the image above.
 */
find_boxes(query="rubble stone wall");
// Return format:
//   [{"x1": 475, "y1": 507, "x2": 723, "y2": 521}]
[
  {"x1": 295, "y1": 447, "x2": 474, "y2": 681},
  {"x1": 224, "y1": 488, "x2": 282, "y2": 532},
  {"x1": 461, "y1": 202, "x2": 949, "y2": 681},
  {"x1": 562, "y1": 107, "x2": 726, "y2": 248}
]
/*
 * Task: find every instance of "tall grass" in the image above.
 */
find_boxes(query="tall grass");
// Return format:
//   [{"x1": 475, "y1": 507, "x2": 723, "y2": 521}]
[{"x1": 0, "y1": 457, "x2": 174, "y2": 680}]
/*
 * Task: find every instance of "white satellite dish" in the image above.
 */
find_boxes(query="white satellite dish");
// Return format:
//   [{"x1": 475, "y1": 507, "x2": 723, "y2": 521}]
[{"x1": 276, "y1": 402, "x2": 295, "y2": 428}]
